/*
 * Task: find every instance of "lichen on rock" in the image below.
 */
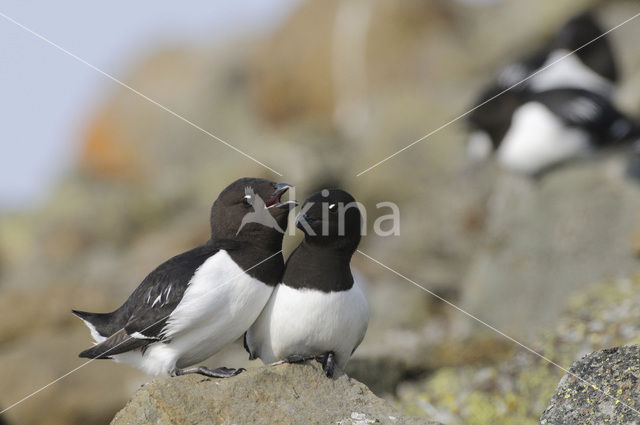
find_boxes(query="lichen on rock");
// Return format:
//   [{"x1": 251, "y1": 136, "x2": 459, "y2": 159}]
[
  {"x1": 539, "y1": 345, "x2": 640, "y2": 424},
  {"x1": 396, "y1": 275, "x2": 640, "y2": 425}
]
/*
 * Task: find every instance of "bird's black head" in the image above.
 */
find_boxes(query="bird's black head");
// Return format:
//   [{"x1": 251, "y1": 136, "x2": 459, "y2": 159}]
[
  {"x1": 553, "y1": 11, "x2": 618, "y2": 82},
  {"x1": 296, "y1": 189, "x2": 362, "y2": 253},
  {"x1": 466, "y1": 83, "x2": 530, "y2": 158},
  {"x1": 210, "y1": 178, "x2": 296, "y2": 249},
  {"x1": 555, "y1": 12, "x2": 602, "y2": 51}
]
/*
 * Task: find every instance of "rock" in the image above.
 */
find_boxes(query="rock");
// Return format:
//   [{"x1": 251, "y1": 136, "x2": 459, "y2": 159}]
[
  {"x1": 345, "y1": 356, "x2": 411, "y2": 396},
  {"x1": 79, "y1": 106, "x2": 143, "y2": 181},
  {"x1": 539, "y1": 345, "x2": 640, "y2": 424},
  {"x1": 111, "y1": 362, "x2": 437, "y2": 425},
  {"x1": 459, "y1": 155, "x2": 640, "y2": 341},
  {"x1": 396, "y1": 275, "x2": 640, "y2": 425}
]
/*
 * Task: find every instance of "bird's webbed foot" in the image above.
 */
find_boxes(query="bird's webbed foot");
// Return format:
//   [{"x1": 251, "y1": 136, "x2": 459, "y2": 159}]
[{"x1": 172, "y1": 366, "x2": 245, "y2": 378}]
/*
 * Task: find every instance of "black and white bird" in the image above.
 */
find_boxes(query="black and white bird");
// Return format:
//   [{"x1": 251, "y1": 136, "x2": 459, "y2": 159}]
[
  {"x1": 468, "y1": 87, "x2": 640, "y2": 175},
  {"x1": 465, "y1": 11, "x2": 626, "y2": 175},
  {"x1": 495, "y1": 11, "x2": 618, "y2": 96},
  {"x1": 245, "y1": 189, "x2": 369, "y2": 378},
  {"x1": 73, "y1": 177, "x2": 296, "y2": 377}
]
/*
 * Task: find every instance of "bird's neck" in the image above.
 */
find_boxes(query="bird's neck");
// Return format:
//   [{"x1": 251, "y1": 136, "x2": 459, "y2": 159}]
[
  {"x1": 210, "y1": 230, "x2": 283, "y2": 253},
  {"x1": 282, "y1": 242, "x2": 355, "y2": 292},
  {"x1": 207, "y1": 237, "x2": 284, "y2": 286}
]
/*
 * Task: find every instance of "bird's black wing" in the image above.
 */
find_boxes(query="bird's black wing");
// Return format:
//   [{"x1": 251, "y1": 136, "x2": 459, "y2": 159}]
[
  {"x1": 538, "y1": 89, "x2": 609, "y2": 127},
  {"x1": 122, "y1": 239, "x2": 242, "y2": 340},
  {"x1": 533, "y1": 88, "x2": 633, "y2": 145}
]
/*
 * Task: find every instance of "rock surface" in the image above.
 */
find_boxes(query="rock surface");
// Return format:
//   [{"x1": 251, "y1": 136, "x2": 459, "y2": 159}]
[
  {"x1": 460, "y1": 156, "x2": 640, "y2": 341},
  {"x1": 397, "y1": 275, "x2": 640, "y2": 425},
  {"x1": 539, "y1": 345, "x2": 640, "y2": 425},
  {"x1": 111, "y1": 362, "x2": 436, "y2": 425}
]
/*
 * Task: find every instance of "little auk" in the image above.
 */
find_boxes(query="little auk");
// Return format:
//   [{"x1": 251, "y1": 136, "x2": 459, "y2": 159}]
[
  {"x1": 467, "y1": 86, "x2": 640, "y2": 176},
  {"x1": 73, "y1": 177, "x2": 296, "y2": 377},
  {"x1": 245, "y1": 189, "x2": 369, "y2": 378}
]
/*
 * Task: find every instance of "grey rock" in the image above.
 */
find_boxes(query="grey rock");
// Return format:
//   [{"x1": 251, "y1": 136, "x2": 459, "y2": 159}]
[
  {"x1": 345, "y1": 356, "x2": 410, "y2": 396},
  {"x1": 111, "y1": 362, "x2": 437, "y2": 425},
  {"x1": 396, "y1": 276, "x2": 640, "y2": 425},
  {"x1": 539, "y1": 345, "x2": 640, "y2": 425},
  {"x1": 460, "y1": 155, "x2": 640, "y2": 341}
]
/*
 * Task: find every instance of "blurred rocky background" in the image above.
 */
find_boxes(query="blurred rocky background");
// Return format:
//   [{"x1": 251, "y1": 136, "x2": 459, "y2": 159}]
[{"x1": 1, "y1": 0, "x2": 640, "y2": 424}]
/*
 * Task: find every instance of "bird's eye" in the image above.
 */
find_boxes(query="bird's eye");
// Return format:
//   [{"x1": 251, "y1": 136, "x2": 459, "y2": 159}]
[
  {"x1": 243, "y1": 194, "x2": 253, "y2": 205},
  {"x1": 328, "y1": 203, "x2": 337, "y2": 212}
]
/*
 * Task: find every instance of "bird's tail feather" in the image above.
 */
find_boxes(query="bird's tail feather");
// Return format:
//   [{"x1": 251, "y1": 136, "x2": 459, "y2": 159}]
[
  {"x1": 78, "y1": 329, "x2": 151, "y2": 359},
  {"x1": 78, "y1": 344, "x2": 114, "y2": 360},
  {"x1": 72, "y1": 309, "x2": 116, "y2": 341}
]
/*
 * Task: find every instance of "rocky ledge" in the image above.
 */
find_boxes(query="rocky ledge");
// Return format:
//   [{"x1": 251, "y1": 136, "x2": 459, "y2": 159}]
[
  {"x1": 539, "y1": 345, "x2": 640, "y2": 425},
  {"x1": 111, "y1": 361, "x2": 438, "y2": 425}
]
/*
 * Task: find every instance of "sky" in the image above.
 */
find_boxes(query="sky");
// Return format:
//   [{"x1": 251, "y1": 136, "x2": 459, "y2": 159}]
[{"x1": 0, "y1": 1, "x2": 301, "y2": 210}]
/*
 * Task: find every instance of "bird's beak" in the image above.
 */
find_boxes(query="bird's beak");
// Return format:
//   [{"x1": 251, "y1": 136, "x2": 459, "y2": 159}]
[{"x1": 266, "y1": 183, "x2": 298, "y2": 209}]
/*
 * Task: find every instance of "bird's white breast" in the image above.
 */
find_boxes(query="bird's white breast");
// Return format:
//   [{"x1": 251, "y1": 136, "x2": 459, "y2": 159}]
[
  {"x1": 247, "y1": 280, "x2": 369, "y2": 369},
  {"x1": 497, "y1": 102, "x2": 590, "y2": 175}
]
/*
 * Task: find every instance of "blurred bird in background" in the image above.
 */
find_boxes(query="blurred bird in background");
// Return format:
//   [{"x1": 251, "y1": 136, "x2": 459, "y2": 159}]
[{"x1": 466, "y1": 10, "x2": 640, "y2": 177}]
